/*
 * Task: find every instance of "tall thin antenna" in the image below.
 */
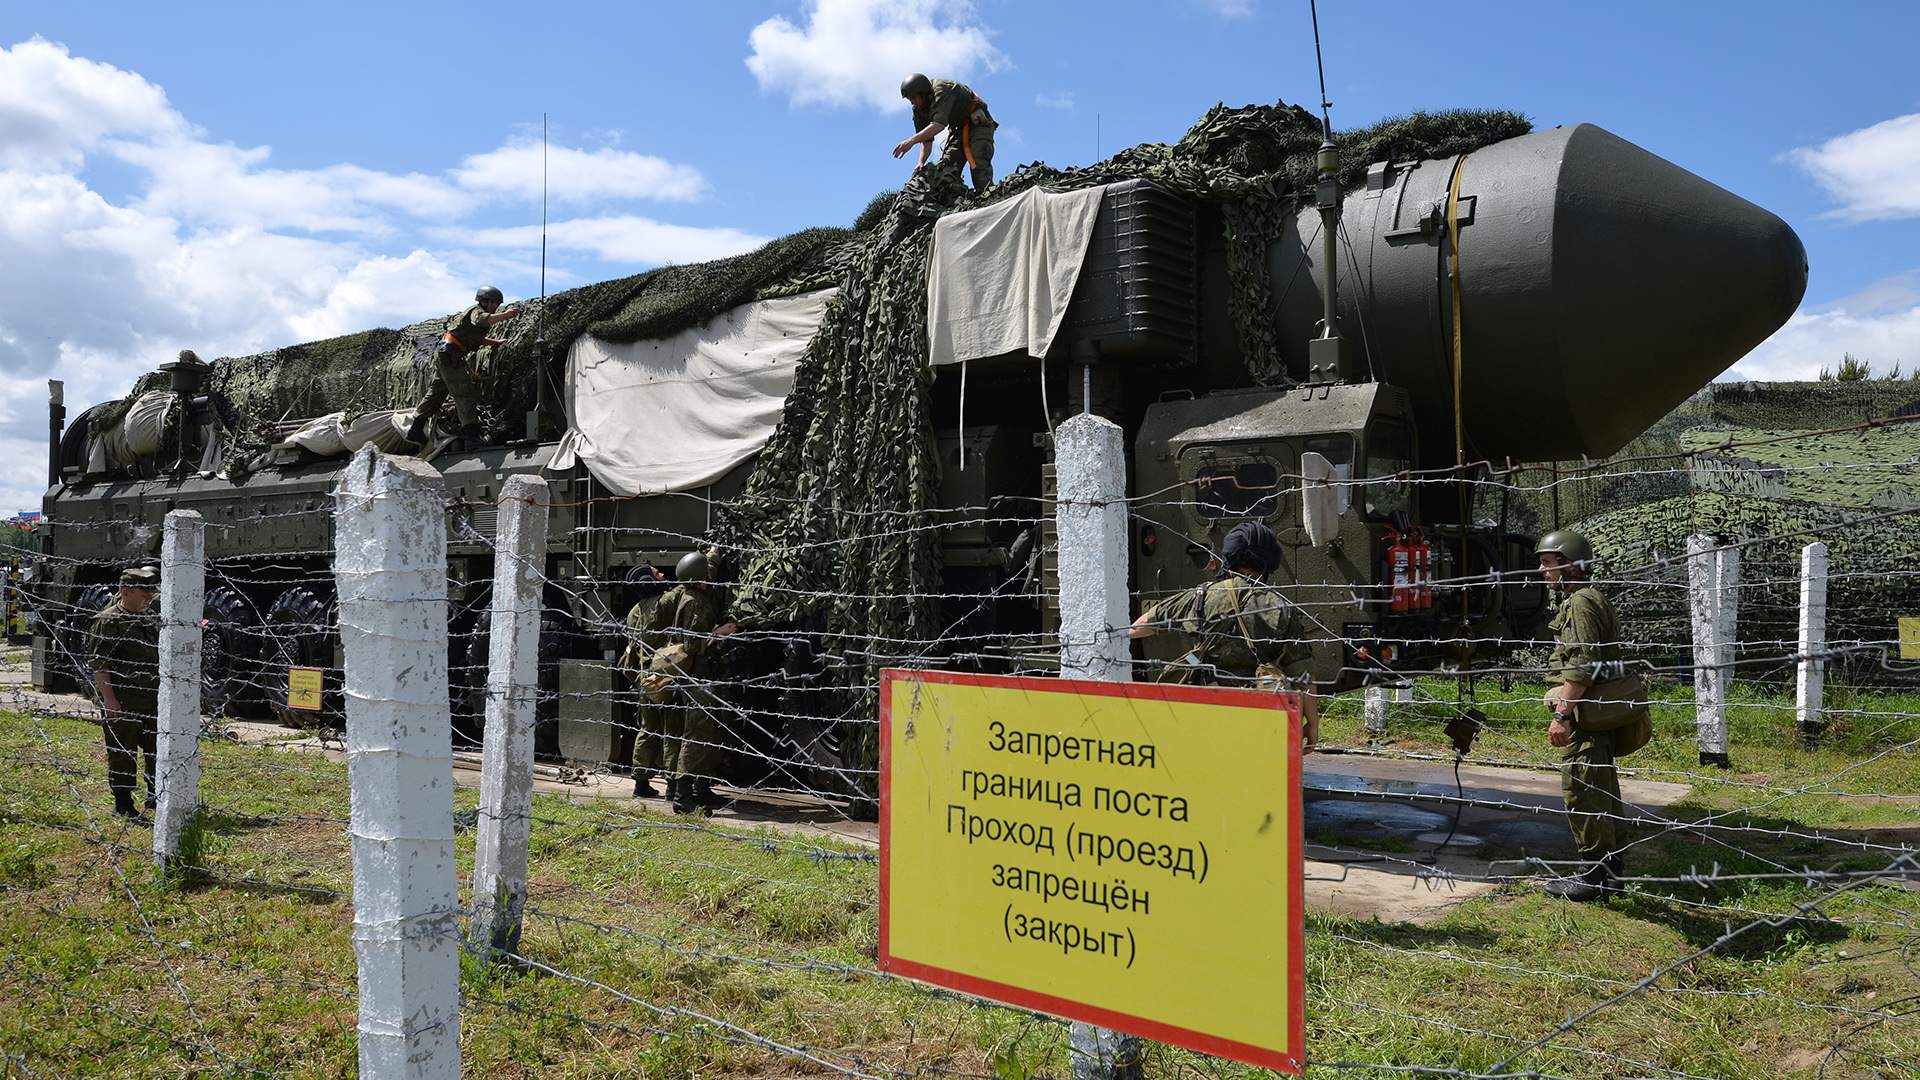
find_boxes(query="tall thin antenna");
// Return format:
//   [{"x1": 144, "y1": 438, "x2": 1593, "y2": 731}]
[
  {"x1": 539, "y1": 112, "x2": 549, "y2": 338},
  {"x1": 1308, "y1": 0, "x2": 1333, "y2": 139},
  {"x1": 1096, "y1": 113, "x2": 1101, "y2": 162}
]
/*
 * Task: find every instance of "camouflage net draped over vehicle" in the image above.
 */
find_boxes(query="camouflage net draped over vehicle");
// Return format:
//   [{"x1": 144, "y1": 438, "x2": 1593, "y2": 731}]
[{"x1": 715, "y1": 102, "x2": 1530, "y2": 781}]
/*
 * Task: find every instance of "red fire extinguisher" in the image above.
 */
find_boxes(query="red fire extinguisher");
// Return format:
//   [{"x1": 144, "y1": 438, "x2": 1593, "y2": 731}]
[
  {"x1": 1387, "y1": 529, "x2": 1412, "y2": 613},
  {"x1": 1412, "y1": 528, "x2": 1434, "y2": 611}
]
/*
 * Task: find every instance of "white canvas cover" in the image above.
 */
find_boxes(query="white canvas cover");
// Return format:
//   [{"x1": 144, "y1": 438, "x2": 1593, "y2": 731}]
[
  {"x1": 550, "y1": 289, "x2": 836, "y2": 495},
  {"x1": 271, "y1": 409, "x2": 413, "y2": 457},
  {"x1": 89, "y1": 389, "x2": 178, "y2": 472},
  {"x1": 925, "y1": 184, "x2": 1106, "y2": 367}
]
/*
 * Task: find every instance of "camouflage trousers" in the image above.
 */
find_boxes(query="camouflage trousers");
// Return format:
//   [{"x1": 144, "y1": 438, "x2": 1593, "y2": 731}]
[
  {"x1": 630, "y1": 701, "x2": 672, "y2": 773},
  {"x1": 1561, "y1": 728, "x2": 1622, "y2": 857},
  {"x1": 415, "y1": 348, "x2": 482, "y2": 431},
  {"x1": 103, "y1": 696, "x2": 158, "y2": 800},
  {"x1": 937, "y1": 110, "x2": 996, "y2": 193},
  {"x1": 661, "y1": 682, "x2": 724, "y2": 780}
]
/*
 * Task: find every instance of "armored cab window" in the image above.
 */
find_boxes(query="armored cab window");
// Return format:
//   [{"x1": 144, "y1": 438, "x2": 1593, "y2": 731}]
[
  {"x1": 1194, "y1": 461, "x2": 1282, "y2": 519},
  {"x1": 1365, "y1": 420, "x2": 1413, "y2": 518}
]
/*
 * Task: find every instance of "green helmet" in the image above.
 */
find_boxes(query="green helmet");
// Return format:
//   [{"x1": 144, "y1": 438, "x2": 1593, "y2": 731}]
[
  {"x1": 675, "y1": 550, "x2": 709, "y2": 583},
  {"x1": 475, "y1": 285, "x2": 504, "y2": 306},
  {"x1": 900, "y1": 73, "x2": 932, "y2": 100},
  {"x1": 1534, "y1": 529, "x2": 1595, "y2": 570}
]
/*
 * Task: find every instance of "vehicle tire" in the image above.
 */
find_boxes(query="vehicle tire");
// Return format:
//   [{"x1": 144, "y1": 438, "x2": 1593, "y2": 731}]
[
  {"x1": 199, "y1": 585, "x2": 259, "y2": 719},
  {"x1": 260, "y1": 586, "x2": 335, "y2": 729},
  {"x1": 59, "y1": 583, "x2": 117, "y2": 699}
]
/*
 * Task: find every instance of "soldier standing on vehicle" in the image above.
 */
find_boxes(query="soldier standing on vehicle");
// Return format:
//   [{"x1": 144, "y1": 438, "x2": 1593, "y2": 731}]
[
  {"x1": 88, "y1": 565, "x2": 162, "y2": 820},
  {"x1": 406, "y1": 285, "x2": 520, "y2": 447},
  {"x1": 1129, "y1": 521, "x2": 1321, "y2": 746},
  {"x1": 619, "y1": 564, "x2": 675, "y2": 799},
  {"x1": 893, "y1": 73, "x2": 997, "y2": 194},
  {"x1": 1538, "y1": 529, "x2": 1629, "y2": 902},
  {"x1": 650, "y1": 549, "x2": 737, "y2": 815}
]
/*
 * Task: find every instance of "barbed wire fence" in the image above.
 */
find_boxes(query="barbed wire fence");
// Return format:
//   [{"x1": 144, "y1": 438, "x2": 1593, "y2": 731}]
[{"x1": 1, "y1": 416, "x2": 1918, "y2": 1078}]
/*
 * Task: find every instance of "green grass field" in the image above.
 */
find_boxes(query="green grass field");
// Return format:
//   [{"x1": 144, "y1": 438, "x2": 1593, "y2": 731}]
[{"x1": 2, "y1": 694, "x2": 1916, "y2": 1078}]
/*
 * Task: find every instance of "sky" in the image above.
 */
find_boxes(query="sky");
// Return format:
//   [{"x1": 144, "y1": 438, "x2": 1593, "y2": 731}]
[{"x1": 3, "y1": 0, "x2": 1919, "y2": 514}]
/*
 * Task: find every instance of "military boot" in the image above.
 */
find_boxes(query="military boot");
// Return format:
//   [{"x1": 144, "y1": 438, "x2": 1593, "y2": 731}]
[
  {"x1": 689, "y1": 778, "x2": 726, "y2": 813},
  {"x1": 1544, "y1": 859, "x2": 1616, "y2": 902},
  {"x1": 670, "y1": 776, "x2": 697, "y2": 816},
  {"x1": 1604, "y1": 852, "x2": 1626, "y2": 891},
  {"x1": 632, "y1": 770, "x2": 658, "y2": 799},
  {"x1": 112, "y1": 791, "x2": 141, "y2": 821},
  {"x1": 404, "y1": 413, "x2": 431, "y2": 445}
]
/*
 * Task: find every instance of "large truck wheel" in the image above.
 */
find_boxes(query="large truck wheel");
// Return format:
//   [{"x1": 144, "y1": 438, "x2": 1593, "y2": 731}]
[
  {"x1": 260, "y1": 586, "x2": 336, "y2": 730},
  {"x1": 58, "y1": 583, "x2": 116, "y2": 700},
  {"x1": 199, "y1": 585, "x2": 259, "y2": 719}
]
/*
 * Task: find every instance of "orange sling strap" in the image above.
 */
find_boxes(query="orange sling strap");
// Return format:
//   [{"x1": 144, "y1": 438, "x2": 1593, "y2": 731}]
[{"x1": 960, "y1": 95, "x2": 986, "y2": 169}]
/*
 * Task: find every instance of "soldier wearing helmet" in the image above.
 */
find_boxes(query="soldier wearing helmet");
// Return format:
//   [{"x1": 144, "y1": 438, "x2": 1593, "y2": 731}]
[
  {"x1": 1536, "y1": 529, "x2": 1629, "y2": 901},
  {"x1": 406, "y1": 285, "x2": 521, "y2": 447},
  {"x1": 892, "y1": 72, "x2": 998, "y2": 194},
  {"x1": 1130, "y1": 521, "x2": 1320, "y2": 746},
  {"x1": 646, "y1": 548, "x2": 738, "y2": 814}
]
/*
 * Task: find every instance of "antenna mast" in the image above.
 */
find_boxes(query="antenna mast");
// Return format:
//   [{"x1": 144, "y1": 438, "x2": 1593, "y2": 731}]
[{"x1": 1306, "y1": 0, "x2": 1346, "y2": 385}]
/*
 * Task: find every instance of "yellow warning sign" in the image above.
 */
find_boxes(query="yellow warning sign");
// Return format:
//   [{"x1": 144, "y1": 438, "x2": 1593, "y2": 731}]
[
  {"x1": 1899, "y1": 618, "x2": 1920, "y2": 660},
  {"x1": 879, "y1": 669, "x2": 1305, "y2": 1074},
  {"x1": 286, "y1": 666, "x2": 324, "y2": 711}
]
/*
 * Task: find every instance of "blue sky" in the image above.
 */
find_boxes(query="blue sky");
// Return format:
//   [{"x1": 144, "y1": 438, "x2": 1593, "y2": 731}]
[{"x1": 3, "y1": 0, "x2": 1919, "y2": 510}]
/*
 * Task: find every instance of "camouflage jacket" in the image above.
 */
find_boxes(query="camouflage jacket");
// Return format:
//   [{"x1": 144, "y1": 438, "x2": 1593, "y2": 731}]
[
  {"x1": 1144, "y1": 575, "x2": 1309, "y2": 683},
  {"x1": 1546, "y1": 585, "x2": 1624, "y2": 687},
  {"x1": 648, "y1": 585, "x2": 730, "y2": 674},
  {"x1": 87, "y1": 599, "x2": 161, "y2": 699}
]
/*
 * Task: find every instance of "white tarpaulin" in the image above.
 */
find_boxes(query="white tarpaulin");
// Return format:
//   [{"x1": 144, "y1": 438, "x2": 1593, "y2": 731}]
[
  {"x1": 271, "y1": 409, "x2": 413, "y2": 458},
  {"x1": 925, "y1": 184, "x2": 1106, "y2": 367},
  {"x1": 550, "y1": 289, "x2": 836, "y2": 495}
]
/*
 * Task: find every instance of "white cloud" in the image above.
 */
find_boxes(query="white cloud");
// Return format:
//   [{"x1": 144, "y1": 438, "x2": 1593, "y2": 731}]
[
  {"x1": 1034, "y1": 91, "x2": 1075, "y2": 111},
  {"x1": 451, "y1": 216, "x2": 769, "y2": 267},
  {"x1": 1786, "y1": 113, "x2": 1920, "y2": 222},
  {"x1": 0, "y1": 38, "x2": 760, "y2": 515},
  {"x1": 0, "y1": 37, "x2": 185, "y2": 170},
  {"x1": 745, "y1": 0, "x2": 1006, "y2": 112},
  {"x1": 1726, "y1": 272, "x2": 1920, "y2": 381},
  {"x1": 455, "y1": 141, "x2": 707, "y2": 204},
  {"x1": 1204, "y1": 0, "x2": 1256, "y2": 17}
]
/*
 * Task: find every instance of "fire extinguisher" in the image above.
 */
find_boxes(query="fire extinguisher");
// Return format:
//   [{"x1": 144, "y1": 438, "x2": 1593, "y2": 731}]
[
  {"x1": 1387, "y1": 529, "x2": 1412, "y2": 613},
  {"x1": 1412, "y1": 528, "x2": 1433, "y2": 611}
]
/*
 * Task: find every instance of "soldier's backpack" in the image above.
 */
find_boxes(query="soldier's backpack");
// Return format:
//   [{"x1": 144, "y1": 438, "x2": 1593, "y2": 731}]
[{"x1": 1574, "y1": 672, "x2": 1653, "y2": 756}]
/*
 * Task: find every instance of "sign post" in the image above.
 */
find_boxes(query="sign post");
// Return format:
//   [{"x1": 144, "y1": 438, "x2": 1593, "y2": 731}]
[{"x1": 879, "y1": 669, "x2": 1306, "y2": 1074}]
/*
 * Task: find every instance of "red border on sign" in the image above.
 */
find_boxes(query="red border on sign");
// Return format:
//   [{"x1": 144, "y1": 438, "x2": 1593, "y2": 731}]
[{"x1": 877, "y1": 667, "x2": 1306, "y2": 1075}]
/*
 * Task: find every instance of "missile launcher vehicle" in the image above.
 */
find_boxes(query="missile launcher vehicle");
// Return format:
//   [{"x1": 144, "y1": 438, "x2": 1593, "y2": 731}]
[{"x1": 31, "y1": 116, "x2": 1806, "y2": 799}]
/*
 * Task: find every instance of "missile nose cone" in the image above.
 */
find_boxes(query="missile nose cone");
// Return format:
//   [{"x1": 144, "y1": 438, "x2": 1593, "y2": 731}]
[{"x1": 1517, "y1": 124, "x2": 1807, "y2": 455}]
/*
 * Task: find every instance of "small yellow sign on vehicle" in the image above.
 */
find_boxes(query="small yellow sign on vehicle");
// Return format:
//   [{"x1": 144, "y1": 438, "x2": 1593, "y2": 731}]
[
  {"x1": 878, "y1": 669, "x2": 1305, "y2": 1074},
  {"x1": 1902, "y1": 618, "x2": 1920, "y2": 660},
  {"x1": 286, "y1": 666, "x2": 323, "y2": 711}
]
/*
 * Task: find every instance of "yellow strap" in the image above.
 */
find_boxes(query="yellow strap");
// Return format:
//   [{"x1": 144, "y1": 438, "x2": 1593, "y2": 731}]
[{"x1": 1445, "y1": 154, "x2": 1473, "y2": 632}]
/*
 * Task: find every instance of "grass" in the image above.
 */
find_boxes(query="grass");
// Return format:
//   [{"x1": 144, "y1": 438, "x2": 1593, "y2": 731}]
[{"x1": 2, "y1": 693, "x2": 1917, "y2": 1078}]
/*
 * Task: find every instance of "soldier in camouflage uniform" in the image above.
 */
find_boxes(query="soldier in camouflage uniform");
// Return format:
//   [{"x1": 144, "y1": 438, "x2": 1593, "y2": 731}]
[
  {"x1": 1130, "y1": 521, "x2": 1321, "y2": 745},
  {"x1": 650, "y1": 549, "x2": 737, "y2": 814},
  {"x1": 88, "y1": 565, "x2": 162, "y2": 820},
  {"x1": 406, "y1": 285, "x2": 520, "y2": 447},
  {"x1": 893, "y1": 73, "x2": 997, "y2": 193},
  {"x1": 1538, "y1": 529, "x2": 1628, "y2": 901},
  {"x1": 619, "y1": 564, "x2": 674, "y2": 799}
]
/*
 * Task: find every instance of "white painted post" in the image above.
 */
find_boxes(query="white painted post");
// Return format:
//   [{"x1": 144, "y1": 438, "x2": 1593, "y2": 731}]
[
  {"x1": 1364, "y1": 684, "x2": 1389, "y2": 738},
  {"x1": 471, "y1": 474, "x2": 549, "y2": 960},
  {"x1": 1687, "y1": 534, "x2": 1734, "y2": 768},
  {"x1": 1796, "y1": 542, "x2": 1828, "y2": 748},
  {"x1": 153, "y1": 510, "x2": 204, "y2": 867},
  {"x1": 1054, "y1": 414, "x2": 1143, "y2": 1080},
  {"x1": 334, "y1": 447, "x2": 460, "y2": 1079}
]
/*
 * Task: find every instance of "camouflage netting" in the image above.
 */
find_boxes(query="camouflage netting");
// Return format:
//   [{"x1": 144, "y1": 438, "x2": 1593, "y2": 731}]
[{"x1": 1500, "y1": 382, "x2": 1920, "y2": 685}]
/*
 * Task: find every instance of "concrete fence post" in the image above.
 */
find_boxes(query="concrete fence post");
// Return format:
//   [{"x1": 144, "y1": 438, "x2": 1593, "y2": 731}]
[
  {"x1": 153, "y1": 510, "x2": 204, "y2": 867},
  {"x1": 1795, "y1": 542, "x2": 1828, "y2": 748},
  {"x1": 334, "y1": 447, "x2": 461, "y2": 1079},
  {"x1": 1364, "y1": 684, "x2": 1390, "y2": 738},
  {"x1": 1687, "y1": 534, "x2": 1737, "y2": 769},
  {"x1": 1054, "y1": 413, "x2": 1144, "y2": 1080},
  {"x1": 470, "y1": 474, "x2": 549, "y2": 961}
]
